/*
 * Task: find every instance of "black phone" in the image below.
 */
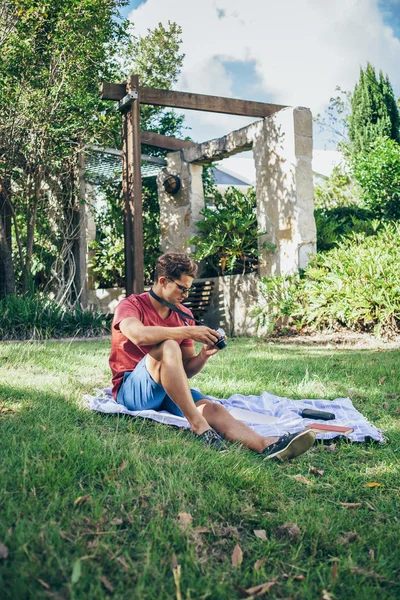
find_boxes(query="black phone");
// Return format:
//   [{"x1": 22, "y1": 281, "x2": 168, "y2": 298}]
[{"x1": 301, "y1": 408, "x2": 335, "y2": 421}]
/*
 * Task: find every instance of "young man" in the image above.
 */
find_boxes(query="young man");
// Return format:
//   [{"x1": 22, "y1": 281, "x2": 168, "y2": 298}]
[{"x1": 109, "y1": 253, "x2": 316, "y2": 460}]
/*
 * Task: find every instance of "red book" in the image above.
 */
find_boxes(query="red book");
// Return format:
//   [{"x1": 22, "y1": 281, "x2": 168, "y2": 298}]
[{"x1": 306, "y1": 423, "x2": 354, "y2": 434}]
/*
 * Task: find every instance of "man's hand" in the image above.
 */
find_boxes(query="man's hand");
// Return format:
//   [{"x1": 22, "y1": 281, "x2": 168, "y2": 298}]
[
  {"x1": 187, "y1": 326, "x2": 220, "y2": 346},
  {"x1": 200, "y1": 343, "x2": 220, "y2": 358}
]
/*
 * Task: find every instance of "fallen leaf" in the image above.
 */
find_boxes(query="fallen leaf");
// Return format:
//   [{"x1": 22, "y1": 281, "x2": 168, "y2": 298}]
[
  {"x1": 339, "y1": 502, "x2": 362, "y2": 509},
  {"x1": 294, "y1": 574, "x2": 306, "y2": 581},
  {"x1": 119, "y1": 461, "x2": 127, "y2": 470},
  {"x1": 382, "y1": 402, "x2": 389, "y2": 410},
  {"x1": 321, "y1": 590, "x2": 335, "y2": 600},
  {"x1": 254, "y1": 559, "x2": 265, "y2": 570},
  {"x1": 293, "y1": 474, "x2": 312, "y2": 486},
  {"x1": 100, "y1": 576, "x2": 114, "y2": 593},
  {"x1": 253, "y1": 529, "x2": 267, "y2": 541},
  {"x1": 193, "y1": 526, "x2": 210, "y2": 534},
  {"x1": 366, "y1": 482, "x2": 382, "y2": 488},
  {"x1": 171, "y1": 554, "x2": 178, "y2": 570},
  {"x1": 231, "y1": 543, "x2": 243, "y2": 567},
  {"x1": 1, "y1": 407, "x2": 12, "y2": 413},
  {"x1": 178, "y1": 512, "x2": 193, "y2": 527},
  {"x1": 71, "y1": 560, "x2": 82, "y2": 584},
  {"x1": 0, "y1": 543, "x2": 9, "y2": 559},
  {"x1": 110, "y1": 518, "x2": 123, "y2": 526},
  {"x1": 331, "y1": 562, "x2": 338, "y2": 580},
  {"x1": 234, "y1": 580, "x2": 277, "y2": 597},
  {"x1": 369, "y1": 549, "x2": 375, "y2": 561},
  {"x1": 324, "y1": 443, "x2": 337, "y2": 453},
  {"x1": 73, "y1": 495, "x2": 91, "y2": 507},
  {"x1": 246, "y1": 581, "x2": 277, "y2": 596},
  {"x1": 37, "y1": 579, "x2": 50, "y2": 590},
  {"x1": 378, "y1": 376, "x2": 387, "y2": 385},
  {"x1": 40, "y1": 425, "x2": 46, "y2": 431},
  {"x1": 338, "y1": 531, "x2": 358, "y2": 544},
  {"x1": 310, "y1": 467, "x2": 324, "y2": 476},
  {"x1": 275, "y1": 522, "x2": 301, "y2": 540}
]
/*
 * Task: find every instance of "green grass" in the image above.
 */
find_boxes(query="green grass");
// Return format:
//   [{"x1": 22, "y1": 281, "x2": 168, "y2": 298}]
[{"x1": 0, "y1": 338, "x2": 399, "y2": 599}]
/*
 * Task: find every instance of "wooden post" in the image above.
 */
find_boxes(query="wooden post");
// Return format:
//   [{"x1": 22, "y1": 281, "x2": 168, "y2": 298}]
[
  {"x1": 122, "y1": 74, "x2": 144, "y2": 295},
  {"x1": 121, "y1": 108, "x2": 134, "y2": 295}
]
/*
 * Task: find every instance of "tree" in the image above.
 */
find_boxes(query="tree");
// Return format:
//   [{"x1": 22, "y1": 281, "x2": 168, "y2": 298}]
[
  {"x1": 348, "y1": 63, "x2": 400, "y2": 154},
  {"x1": 0, "y1": 0, "x2": 129, "y2": 298}
]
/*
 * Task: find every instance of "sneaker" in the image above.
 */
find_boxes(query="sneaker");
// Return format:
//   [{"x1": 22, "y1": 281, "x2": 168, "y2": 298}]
[
  {"x1": 195, "y1": 428, "x2": 225, "y2": 450},
  {"x1": 262, "y1": 430, "x2": 316, "y2": 461}
]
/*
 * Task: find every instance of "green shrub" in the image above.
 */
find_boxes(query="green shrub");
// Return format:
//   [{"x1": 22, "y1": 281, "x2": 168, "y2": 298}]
[
  {"x1": 189, "y1": 186, "x2": 274, "y2": 276},
  {"x1": 256, "y1": 223, "x2": 400, "y2": 335},
  {"x1": 351, "y1": 136, "x2": 400, "y2": 219},
  {"x1": 315, "y1": 206, "x2": 378, "y2": 252},
  {"x1": 0, "y1": 295, "x2": 110, "y2": 340}
]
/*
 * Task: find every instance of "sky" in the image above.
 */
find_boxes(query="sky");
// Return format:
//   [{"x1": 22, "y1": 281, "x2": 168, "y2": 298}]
[{"x1": 120, "y1": 0, "x2": 400, "y2": 150}]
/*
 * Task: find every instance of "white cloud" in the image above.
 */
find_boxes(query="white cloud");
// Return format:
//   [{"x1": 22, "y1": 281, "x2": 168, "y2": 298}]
[{"x1": 129, "y1": 0, "x2": 400, "y2": 145}]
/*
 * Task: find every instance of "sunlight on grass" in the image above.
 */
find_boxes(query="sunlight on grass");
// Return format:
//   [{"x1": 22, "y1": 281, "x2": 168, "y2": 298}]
[{"x1": 0, "y1": 339, "x2": 399, "y2": 599}]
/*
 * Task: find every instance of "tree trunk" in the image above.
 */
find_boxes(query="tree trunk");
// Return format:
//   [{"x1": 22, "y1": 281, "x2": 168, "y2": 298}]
[{"x1": 0, "y1": 199, "x2": 15, "y2": 296}]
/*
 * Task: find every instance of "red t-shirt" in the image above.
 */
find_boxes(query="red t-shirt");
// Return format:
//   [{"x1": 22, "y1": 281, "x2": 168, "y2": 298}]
[{"x1": 109, "y1": 292, "x2": 195, "y2": 399}]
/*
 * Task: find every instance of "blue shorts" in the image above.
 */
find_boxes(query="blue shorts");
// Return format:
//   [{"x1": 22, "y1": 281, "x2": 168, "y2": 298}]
[{"x1": 116, "y1": 355, "x2": 207, "y2": 417}]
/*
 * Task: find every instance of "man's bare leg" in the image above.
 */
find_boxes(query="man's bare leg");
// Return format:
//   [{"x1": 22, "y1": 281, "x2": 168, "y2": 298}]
[
  {"x1": 196, "y1": 400, "x2": 278, "y2": 453},
  {"x1": 146, "y1": 340, "x2": 211, "y2": 435},
  {"x1": 146, "y1": 340, "x2": 277, "y2": 452}
]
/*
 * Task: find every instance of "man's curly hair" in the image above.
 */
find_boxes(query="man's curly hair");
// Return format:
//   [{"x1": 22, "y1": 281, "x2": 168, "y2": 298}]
[{"x1": 154, "y1": 253, "x2": 198, "y2": 282}]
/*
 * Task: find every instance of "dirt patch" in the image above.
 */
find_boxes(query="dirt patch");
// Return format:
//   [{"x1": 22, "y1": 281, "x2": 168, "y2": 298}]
[{"x1": 264, "y1": 330, "x2": 400, "y2": 350}]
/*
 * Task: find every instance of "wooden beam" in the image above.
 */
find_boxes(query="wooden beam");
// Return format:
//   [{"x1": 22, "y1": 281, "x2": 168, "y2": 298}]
[
  {"x1": 141, "y1": 130, "x2": 195, "y2": 151},
  {"x1": 101, "y1": 82, "x2": 287, "y2": 117},
  {"x1": 101, "y1": 81, "x2": 127, "y2": 101}
]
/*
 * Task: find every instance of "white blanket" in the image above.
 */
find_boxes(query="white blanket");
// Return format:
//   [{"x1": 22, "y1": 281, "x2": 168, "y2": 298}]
[{"x1": 82, "y1": 389, "x2": 384, "y2": 443}]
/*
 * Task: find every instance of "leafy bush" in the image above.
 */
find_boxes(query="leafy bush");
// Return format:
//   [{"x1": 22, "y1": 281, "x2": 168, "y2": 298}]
[
  {"x1": 256, "y1": 223, "x2": 400, "y2": 335},
  {"x1": 189, "y1": 186, "x2": 274, "y2": 276},
  {"x1": 314, "y1": 206, "x2": 378, "y2": 252},
  {"x1": 0, "y1": 296, "x2": 110, "y2": 340},
  {"x1": 351, "y1": 136, "x2": 400, "y2": 219}
]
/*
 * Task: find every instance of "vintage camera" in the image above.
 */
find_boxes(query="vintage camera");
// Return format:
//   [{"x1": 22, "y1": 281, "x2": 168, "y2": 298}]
[{"x1": 215, "y1": 328, "x2": 227, "y2": 350}]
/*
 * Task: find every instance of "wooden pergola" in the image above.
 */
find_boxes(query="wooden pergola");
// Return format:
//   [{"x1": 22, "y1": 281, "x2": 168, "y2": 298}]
[{"x1": 101, "y1": 75, "x2": 286, "y2": 295}]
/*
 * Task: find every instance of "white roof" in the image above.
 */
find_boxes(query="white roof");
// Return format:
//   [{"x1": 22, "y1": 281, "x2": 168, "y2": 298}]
[{"x1": 215, "y1": 150, "x2": 344, "y2": 185}]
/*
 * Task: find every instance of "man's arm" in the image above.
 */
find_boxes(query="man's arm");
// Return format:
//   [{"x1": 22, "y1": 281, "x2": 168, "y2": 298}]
[
  {"x1": 181, "y1": 343, "x2": 220, "y2": 379},
  {"x1": 119, "y1": 317, "x2": 220, "y2": 347}
]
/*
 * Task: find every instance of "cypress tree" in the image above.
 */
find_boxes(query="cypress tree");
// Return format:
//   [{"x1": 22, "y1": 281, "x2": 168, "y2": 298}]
[{"x1": 348, "y1": 63, "x2": 400, "y2": 154}]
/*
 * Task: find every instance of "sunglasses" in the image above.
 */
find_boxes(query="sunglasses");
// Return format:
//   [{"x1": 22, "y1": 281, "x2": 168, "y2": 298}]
[{"x1": 166, "y1": 278, "x2": 193, "y2": 295}]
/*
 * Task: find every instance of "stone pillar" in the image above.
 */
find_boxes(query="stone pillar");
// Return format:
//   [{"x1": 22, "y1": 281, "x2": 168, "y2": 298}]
[
  {"x1": 252, "y1": 107, "x2": 316, "y2": 277},
  {"x1": 157, "y1": 151, "x2": 204, "y2": 253}
]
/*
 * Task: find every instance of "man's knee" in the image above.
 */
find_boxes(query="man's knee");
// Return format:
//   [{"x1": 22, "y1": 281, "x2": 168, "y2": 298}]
[
  {"x1": 200, "y1": 401, "x2": 228, "y2": 419},
  {"x1": 159, "y1": 339, "x2": 182, "y2": 362}
]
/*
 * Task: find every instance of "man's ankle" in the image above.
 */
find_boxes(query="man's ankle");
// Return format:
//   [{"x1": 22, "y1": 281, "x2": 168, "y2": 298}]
[{"x1": 191, "y1": 421, "x2": 211, "y2": 436}]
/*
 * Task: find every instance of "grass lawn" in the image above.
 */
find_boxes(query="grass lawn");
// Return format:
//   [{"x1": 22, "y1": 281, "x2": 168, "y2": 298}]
[{"x1": 0, "y1": 338, "x2": 399, "y2": 599}]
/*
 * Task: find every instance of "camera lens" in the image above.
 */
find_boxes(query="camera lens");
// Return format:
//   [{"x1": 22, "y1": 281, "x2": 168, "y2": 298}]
[{"x1": 215, "y1": 328, "x2": 227, "y2": 350}]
